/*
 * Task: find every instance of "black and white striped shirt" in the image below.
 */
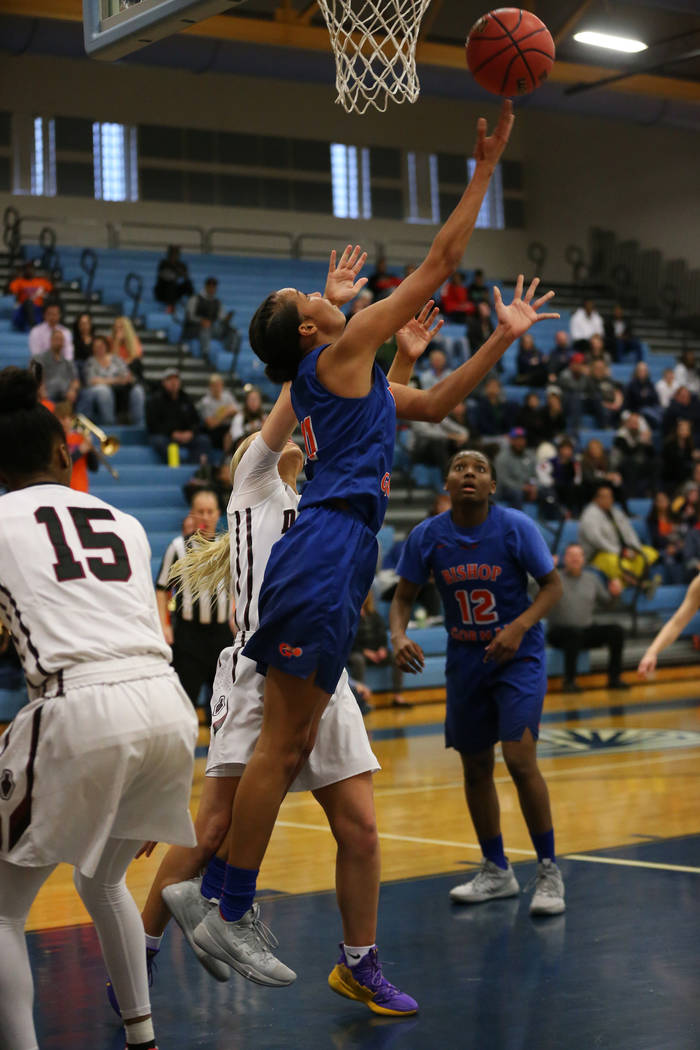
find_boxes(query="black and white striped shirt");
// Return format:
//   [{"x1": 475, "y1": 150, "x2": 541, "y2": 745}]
[{"x1": 156, "y1": 535, "x2": 229, "y2": 626}]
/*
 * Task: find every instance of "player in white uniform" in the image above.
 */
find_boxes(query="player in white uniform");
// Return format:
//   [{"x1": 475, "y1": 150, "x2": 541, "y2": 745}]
[
  {"x1": 128, "y1": 283, "x2": 441, "y2": 1017},
  {"x1": 0, "y1": 366, "x2": 198, "y2": 1050}
]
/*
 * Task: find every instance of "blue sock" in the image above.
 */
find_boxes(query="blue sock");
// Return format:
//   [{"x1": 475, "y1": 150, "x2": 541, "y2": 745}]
[
  {"x1": 201, "y1": 855, "x2": 227, "y2": 901},
  {"x1": 531, "y1": 829, "x2": 555, "y2": 863},
  {"x1": 479, "y1": 834, "x2": 508, "y2": 870},
  {"x1": 219, "y1": 864, "x2": 259, "y2": 922}
]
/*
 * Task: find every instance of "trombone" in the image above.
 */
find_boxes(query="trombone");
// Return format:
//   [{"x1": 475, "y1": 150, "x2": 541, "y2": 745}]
[{"x1": 73, "y1": 413, "x2": 121, "y2": 480}]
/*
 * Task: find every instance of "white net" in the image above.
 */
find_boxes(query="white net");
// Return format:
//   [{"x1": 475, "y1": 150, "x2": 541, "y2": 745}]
[{"x1": 315, "y1": 0, "x2": 433, "y2": 115}]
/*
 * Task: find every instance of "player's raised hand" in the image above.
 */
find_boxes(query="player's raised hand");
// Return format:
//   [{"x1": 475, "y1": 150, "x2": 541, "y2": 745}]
[
  {"x1": 392, "y1": 634, "x2": 425, "y2": 674},
  {"x1": 135, "y1": 840, "x2": 159, "y2": 858},
  {"x1": 324, "y1": 244, "x2": 368, "y2": 307},
  {"x1": 395, "y1": 301, "x2": 444, "y2": 363},
  {"x1": 473, "y1": 99, "x2": 514, "y2": 168},
  {"x1": 637, "y1": 652, "x2": 657, "y2": 677},
  {"x1": 493, "y1": 275, "x2": 560, "y2": 340}
]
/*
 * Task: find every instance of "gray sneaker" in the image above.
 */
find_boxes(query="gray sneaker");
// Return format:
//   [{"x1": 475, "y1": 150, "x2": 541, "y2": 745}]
[
  {"x1": 449, "y1": 860, "x2": 520, "y2": 904},
  {"x1": 162, "y1": 878, "x2": 231, "y2": 982},
  {"x1": 529, "y1": 859, "x2": 565, "y2": 915},
  {"x1": 193, "y1": 903, "x2": 296, "y2": 987}
]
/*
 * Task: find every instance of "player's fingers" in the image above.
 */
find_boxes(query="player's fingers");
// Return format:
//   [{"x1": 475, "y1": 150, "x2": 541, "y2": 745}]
[
  {"x1": 327, "y1": 249, "x2": 337, "y2": 274},
  {"x1": 417, "y1": 300, "x2": 434, "y2": 323},
  {"x1": 514, "y1": 274, "x2": 524, "y2": 300},
  {"x1": 353, "y1": 250, "x2": 368, "y2": 273},
  {"x1": 430, "y1": 318, "x2": 445, "y2": 336},
  {"x1": 532, "y1": 290, "x2": 555, "y2": 309},
  {"x1": 339, "y1": 244, "x2": 353, "y2": 267},
  {"x1": 347, "y1": 244, "x2": 362, "y2": 269},
  {"x1": 493, "y1": 285, "x2": 502, "y2": 307},
  {"x1": 497, "y1": 98, "x2": 514, "y2": 133},
  {"x1": 353, "y1": 276, "x2": 368, "y2": 291},
  {"x1": 533, "y1": 312, "x2": 561, "y2": 323},
  {"x1": 524, "y1": 277, "x2": 540, "y2": 303}
]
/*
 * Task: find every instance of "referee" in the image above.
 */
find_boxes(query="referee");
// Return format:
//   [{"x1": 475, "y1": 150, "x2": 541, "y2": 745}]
[{"x1": 156, "y1": 488, "x2": 233, "y2": 722}]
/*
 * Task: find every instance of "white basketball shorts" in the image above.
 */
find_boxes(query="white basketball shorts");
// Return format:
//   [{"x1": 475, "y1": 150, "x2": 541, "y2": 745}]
[
  {"x1": 0, "y1": 657, "x2": 197, "y2": 877},
  {"x1": 206, "y1": 644, "x2": 379, "y2": 790}
]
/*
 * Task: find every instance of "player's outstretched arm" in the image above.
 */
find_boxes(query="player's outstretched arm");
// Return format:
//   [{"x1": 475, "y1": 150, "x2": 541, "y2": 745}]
[
  {"x1": 390, "y1": 276, "x2": 559, "y2": 423},
  {"x1": 390, "y1": 577, "x2": 426, "y2": 673},
  {"x1": 260, "y1": 382, "x2": 298, "y2": 453},
  {"x1": 387, "y1": 301, "x2": 444, "y2": 385},
  {"x1": 638, "y1": 573, "x2": 700, "y2": 676},
  {"x1": 323, "y1": 245, "x2": 368, "y2": 307},
  {"x1": 333, "y1": 101, "x2": 514, "y2": 362}
]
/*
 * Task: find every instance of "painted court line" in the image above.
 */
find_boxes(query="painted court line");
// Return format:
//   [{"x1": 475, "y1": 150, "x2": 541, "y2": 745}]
[
  {"x1": 276, "y1": 820, "x2": 536, "y2": 855},
  {"x1": 565, "y1": 854, "x2": 700, "y2": 875}
]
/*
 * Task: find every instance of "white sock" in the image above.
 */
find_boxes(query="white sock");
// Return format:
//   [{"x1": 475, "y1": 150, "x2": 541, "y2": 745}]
[
  {"x1": 124, "y1": 1017, "x2": 155, "y2": 1045},
  {"x1": 145, "y1": 933, "x2": 163, "y2": 953},
  {"x1": 344, "y1": 944, "x2": 374, "y2": 967}
]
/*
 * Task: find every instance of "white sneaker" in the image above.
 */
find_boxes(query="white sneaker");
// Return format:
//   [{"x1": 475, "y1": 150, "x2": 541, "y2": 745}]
[
  {"x1": 162, "y1": 878, "x2": 231, "y2": 982},
  {"x1": 529, "y1": 860, "x2": 565, "y2": 915},
  {"x1": 449, "y1": 860, "x2": 520, "y2": 904},
  {"x1": 193, "y1": 903, "x2": 296, "y2": 987}
]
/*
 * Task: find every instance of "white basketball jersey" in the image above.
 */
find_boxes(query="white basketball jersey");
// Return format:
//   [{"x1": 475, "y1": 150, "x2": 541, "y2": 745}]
[
  {"x1": 229, "y1": 436, "x2": 298, "y2": 637},
  {"x1": 0, "y1": 483, "x2": 170, "y2": 688}
]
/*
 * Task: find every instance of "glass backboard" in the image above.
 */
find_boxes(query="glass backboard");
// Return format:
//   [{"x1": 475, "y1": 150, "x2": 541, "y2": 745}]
[{"x1": 83, "y1": 0, "x2": 244, "y2": 61}]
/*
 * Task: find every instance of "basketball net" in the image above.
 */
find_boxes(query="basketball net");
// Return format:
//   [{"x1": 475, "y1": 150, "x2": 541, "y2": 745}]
[{"x1": 315, "y1": 0, "x2": 433, "y2": 114}]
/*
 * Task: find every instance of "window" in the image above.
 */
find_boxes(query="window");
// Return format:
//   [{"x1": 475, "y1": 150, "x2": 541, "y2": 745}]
[
  {"x1": 467, "y1": 158, "x2": 505, "y2": 229},
  {"x1": 31, "y1": 117, "x2": 56, "y2": 196},
  {"x1": 330, "y1": 144, "x2": 371, "y2": 219},
  {"x1": 406, "y1": 151, "x2": 439, "y2": 224},
  {"x1": 93, "y1": 122, "x2": 138, "y2": 201}
]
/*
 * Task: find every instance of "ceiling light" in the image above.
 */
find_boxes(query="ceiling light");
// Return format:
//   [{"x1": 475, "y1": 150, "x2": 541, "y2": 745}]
[{"x1": 574, "y1": 30, "x2": 648, "y2": 54}]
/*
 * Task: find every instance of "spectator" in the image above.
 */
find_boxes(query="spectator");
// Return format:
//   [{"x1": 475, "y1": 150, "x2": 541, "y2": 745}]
[
  {"x1": 578, "y1": 483, "x2": 659, "y2": 585},
  {"x1": 661, "y1": 419, "x2": 697, "y2": 493},
  {"x1": 146, "y1": 367, "x2": 211, "y2": 464},
  {"x1": 198, "y1": 373, "x2": 239, "y2": 453},
  {"x1": 671, "y1": 478, "x2": 700, "y2": 535},
  {"x1": 656, "y1": 367, "x2": 676, "y2": 410},
  {"x1": 662, "y1": 385, "x2": 700, "y2": 439},
  {"x1": 673, "y1": 350, "x2": 700, "y2": 397},
  {"x1": 550, "y1": 436, "x2": 583, "y2": 515},
  {"x1": 647, "y1": 491, "x2": 684, "y2": 584},
  {"x1": 440, "y1": 272, "x2": 474, "y2": 321},
  {"x1": 611, "y1": 412, "x2": 657, "y2": 499},
  {"x1": 184, "y1": 277, "x2": 240, "y2": 366},
  {"x1": 516, "y1": 392, "x2": 544, "y2": 447},
  {"x1": 468, "y1": 268, "x2": 490, "y2": 306},
  {"x1": 581, "y1": 438, "x2": 626, "y2": 508},
  {"x1": 547, "y1": 543, "x2": 627, "y2": 692},
  {"x1": 558, "y1": 351, "x2": 589, "y2": 431},
  {"x1": 154, "y1": 245, "x2": 193, "y2": 311},
  {"x1": 156, "y1": 489, "x2": 233, "y2": 722},
  {"x1": 111, "y1": 316, "x2": 144, "y2": 382},
  {"x1": 682, "y1": 506, "x2": 700, "y2": 580},
  {"x1": 470, "y1": 375, "x2": 517, "y2": 437},
  {"x1": 513, "y1": 333, "x2": 548, "y2": 387},
  {"x1": 83, "y1": 334, "x2": 145, "y2": 426},
  {"x1": 624, "y1": 361, "x2": 662, "y2": 429},
  {"x1": 541, "y1": 389, "x2": 567, "y2": 445},
  {"x1": 8, "y1": 261, "x2": 53, "y2": 331},
  {"x1": 28, "y1": 300, "x2": 74, "y2": 360},
  {"x1": 604, "y1": 304, "x2": 642, "y2": 362},
  {"x1": 547, "y1": 330, "x2": 572, "y2": 380},
  {"x1": 54, "y1": 400, "x2": 99, "y2": 492},
  {"x1": 586, "y1": 359, "x2": 624, "y2": 427},
  {"x1": 570, "y1": 298, "x2": 604, "y2": 350},
  {"x1": 410, "y1": 411, "x2": 469, "y2": 478},
  {"x1": 35, "y1": 328, "x2": 80, "y2": 405},
  {"x1": 347, "y1": 593, "x2": 407, "y2": 709},
  {"x1": 367, "y1": 257, "x2": 401, "y2": 300},
  {"x1": 467, "y1": 300, "x2": 495, "y2": 355},
  {"x1": 419, "y1": 348, "x2": 452, "y2": 389},
  {"x1": 229, "y1": 386, "x2": 268, "y2": 448},
  {"x1": 586, "y1": 333, "x2": 611, "y2": 366},
  {"x1": 72, "y1": 312, "x2": 95, "y2": 381},
  {"x1": 494, "y1": 427, "x2": 538, "y2": 509},
  {"x1": 348, "y1": 288, "x2": 373, "y2": 318}
]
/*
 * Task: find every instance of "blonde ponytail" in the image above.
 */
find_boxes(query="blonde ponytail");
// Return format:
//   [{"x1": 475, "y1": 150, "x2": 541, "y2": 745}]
[{"x1": 168, "y1": 530, "x2": 231, "y2": 598}]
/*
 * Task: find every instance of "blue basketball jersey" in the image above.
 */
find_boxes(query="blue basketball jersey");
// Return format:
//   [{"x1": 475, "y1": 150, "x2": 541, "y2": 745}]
[
  {"x1": 291, "y1": 345, "x2": 396, "y2": 534},
  {"x1": 397, "y1": 504, "x2": 554, "y2": 659}
]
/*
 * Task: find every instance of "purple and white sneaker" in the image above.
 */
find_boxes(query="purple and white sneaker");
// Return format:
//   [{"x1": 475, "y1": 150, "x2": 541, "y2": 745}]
[{"x1": 328, "y1": 945, "x2": 418, "y2": 1016}]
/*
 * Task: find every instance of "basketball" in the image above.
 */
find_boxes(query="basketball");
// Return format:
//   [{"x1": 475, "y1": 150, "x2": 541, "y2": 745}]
[{"x1": 466, "y1": 8, "x2": 555, "y2": 96}]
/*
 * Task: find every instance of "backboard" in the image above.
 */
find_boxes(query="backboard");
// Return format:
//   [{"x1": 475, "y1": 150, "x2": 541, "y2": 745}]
[{"x1": 83, "y1": 0, "x2": 245, "y2": 61}]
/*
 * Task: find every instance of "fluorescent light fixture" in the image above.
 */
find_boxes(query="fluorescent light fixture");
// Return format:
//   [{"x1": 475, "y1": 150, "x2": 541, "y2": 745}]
[{"x1": 574, "y1": 30, "x2": 647, "y2": 54}]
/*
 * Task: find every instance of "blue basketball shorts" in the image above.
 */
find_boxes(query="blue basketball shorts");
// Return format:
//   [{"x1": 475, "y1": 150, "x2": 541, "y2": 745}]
[
  {"x1": 444, "y1": 645, "x2": 547, "y2": 755},
  {"x1": 242, "y1": 504, "x2": 378, "y2": 696}
]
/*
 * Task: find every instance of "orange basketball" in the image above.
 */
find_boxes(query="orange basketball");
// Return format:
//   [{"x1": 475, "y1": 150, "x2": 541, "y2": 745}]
[{"x1": 466, "y1": 8, "x2": 555, "y2": 97}]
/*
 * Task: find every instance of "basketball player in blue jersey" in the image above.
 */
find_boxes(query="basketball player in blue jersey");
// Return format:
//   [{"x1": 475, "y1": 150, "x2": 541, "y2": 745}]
[
  {"x1": 194, "y1": 99, "x2": 561, "y2": 982},
  {"x1": 390, "y1": 451, "x2": 566, "y2": 914}
]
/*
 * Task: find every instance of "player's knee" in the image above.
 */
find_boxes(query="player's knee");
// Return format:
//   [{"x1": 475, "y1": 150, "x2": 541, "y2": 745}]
[
  {"x1": 337, "y1": 812, "x2": 378, "y2": 857},
  {"x1": 197, "y1": 814, "x2": 229, "y2": 855},
  {"x1": 503, "y1": 749, "x2": 537, "y2": 783},
  {"x1": 463, "y1": 755, "x2": 494, "y2": 786}
]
